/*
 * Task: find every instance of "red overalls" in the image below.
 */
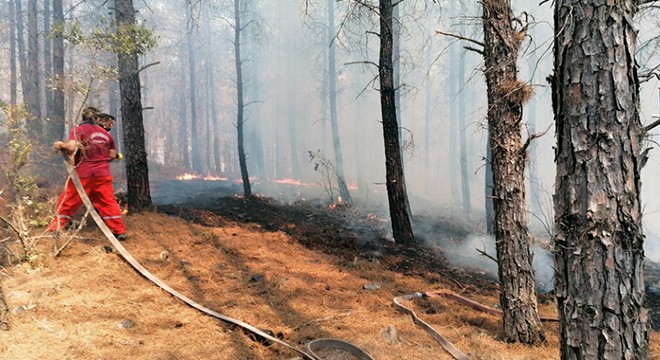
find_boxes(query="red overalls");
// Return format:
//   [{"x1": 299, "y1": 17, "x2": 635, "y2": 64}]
[{"x1": 48, "y1": 123, "x2": 126, "y2": 235}]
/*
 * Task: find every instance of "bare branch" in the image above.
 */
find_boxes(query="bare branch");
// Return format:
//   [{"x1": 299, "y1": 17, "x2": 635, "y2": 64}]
[
  {"x1": 137, "y1": 61, "x2": 160, "y2": 75},
  {"x1": 644, "y1": 116, "x2": 660, "y2": 133},
  {"x1": 521, "y1": 122, "x2": 553, "y2": 154},
  {"x1": 476, "y1": 247, "x2": 498, "y2": 263},
  {"x1": 345, "y1": 60, "x2": 379, "y2": 68},
  {"x1": 464, "y1": 46, "x2": 485, "y2": 55},
  {"x1": 436, "y1": 30, "x2": 485, "y2": 47}
]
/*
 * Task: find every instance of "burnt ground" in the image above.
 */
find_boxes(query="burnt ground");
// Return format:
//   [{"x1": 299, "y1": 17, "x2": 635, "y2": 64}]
[
  {"x1": 153, "y1": 178, "x2": 660, "y2": 329},
  {"x1": 154, "y1": 179, "x2": 501, "y2": 295}
]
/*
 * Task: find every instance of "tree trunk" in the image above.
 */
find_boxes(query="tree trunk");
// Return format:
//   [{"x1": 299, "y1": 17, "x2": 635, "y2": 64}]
[
  {"x1": 379, "y1": 0, "x2": 414, "y2": 245},
  {"x1": 485, "y1": 136, "x2": 494, "y2": 235},
  {"x1": 185, "y1": 5, "x2": 203, "y2": 175},
  {"x1": 458, "y1": 40, "x2": 471, "y2": 217},
  {"x1": 234, "y1": 0, "x2": 251, "y2": 196},
  {"x1": 552, "y1": 1, "x2": 648, "y2": 358},
  {"x1": 115, "y1": 0, "x2": 153, "y2": 212},
  {"x1": 327, "y1": 0, "x2": 352, "y2": 205},
  {"x1": 9, "y1": 0, "x2": 17, "y2": 107},
  {"x1": 178, "y1": 42, "x2": 190, "y2": 168},
  {"x1": 26, "y1": 0, "x2": 41, "y2": 138},
  {"x1": 15, "y1": 0, "x2": 27, "y2": 110},
  {"x1": 43, "y1": 0, "x2": 53, "y2": 125},
  {"x1": 51, "y1": 0, "x2": 65, "y2": 141},
  {"x1": 482, "y1": 0, "x2": 544, "y2": 344},
  {"x1": 448, "y1": 0, "x2": 460, "y2": 208}
]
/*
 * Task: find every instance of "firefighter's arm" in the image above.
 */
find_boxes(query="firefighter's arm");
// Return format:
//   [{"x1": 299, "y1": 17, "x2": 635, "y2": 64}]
[
  {"x1": 109, "y1": 149, "x2": 123, "y2": 161},
  {"x1": 53, "y1": 140, "x2": 78, "y2": 155}
]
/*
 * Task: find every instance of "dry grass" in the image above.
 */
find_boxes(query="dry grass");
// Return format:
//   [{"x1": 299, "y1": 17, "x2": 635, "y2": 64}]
[{"x1": 0, "y1": 212, "x2": 658, "y2": 359}]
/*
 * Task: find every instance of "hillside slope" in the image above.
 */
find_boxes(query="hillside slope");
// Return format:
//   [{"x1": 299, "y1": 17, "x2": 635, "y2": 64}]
[{"x1": 1, "y1": 197, "x2": 658, "y2": 359}]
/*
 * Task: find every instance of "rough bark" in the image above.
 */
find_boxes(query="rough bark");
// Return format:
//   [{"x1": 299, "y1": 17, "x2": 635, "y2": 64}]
[
  {"x1": 115, "y1": 0, "x2": 153, "y2": 212},
  {"x1": 379, "y1": 0, "x2": 414, "y2": 245},
  {"x1": 482, "y1": 0, "x2": 544, "y2": 343},
  {"x1": 234, "y1": 0, "x2": 252, "y2": 196},
  {"x1": 552, "y1": 1, "x2": 648, "y2": 358}
]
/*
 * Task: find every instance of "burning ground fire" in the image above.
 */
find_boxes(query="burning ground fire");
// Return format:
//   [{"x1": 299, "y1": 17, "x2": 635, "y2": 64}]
[{"x1": 175, "y1": 173, "x2": 230, "y2": 181}]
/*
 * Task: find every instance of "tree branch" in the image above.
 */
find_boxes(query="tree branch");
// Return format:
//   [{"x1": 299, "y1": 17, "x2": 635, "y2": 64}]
[
  {"x1": 137, "y1": 61, "x2": 160, "y2": 75},
  {"x1": 521, "y1": 123, "x2": 553, "y2": 154},
  {"x1": 464, "y1": 46, "x2": 484, "y2": 55},
  {"x1": 436, "y1": 30, "x2": 484, "y2": 47},
  {"x1": 644, "y1": 116, "x2": 660, "y2": 133}
]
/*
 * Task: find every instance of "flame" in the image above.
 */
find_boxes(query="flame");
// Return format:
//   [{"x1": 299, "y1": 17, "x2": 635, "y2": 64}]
[
  {"x1": 175, "y1": 173, "x2": 230, "y2": 181},
  {"x1": 271, "y1": 178, "x2": 316, "y2": 187},
  {"x1": 176, "y1": 173, "x2": 199, "y2": 180}
]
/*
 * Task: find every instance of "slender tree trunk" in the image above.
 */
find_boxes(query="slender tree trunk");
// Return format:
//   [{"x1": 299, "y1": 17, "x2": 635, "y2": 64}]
[
  {"x1": 552, "y1": 1, "x2": 648, "y2": 358},
  {"x1": 234, "y1": 0, "x2": 251, "y2": 196},
  {"x1": 448, "y1": 0, "x2": 460, "y2": 207},
  {"x1": 178, "y1": 43, "x2": 190, "y2": 168},
  {"x1": 9, "y1": 0, "x2": 17, "y2": 108},
  {"x1": 15, "y1": 0, "x2": 27, "y2": 109},
  {"x1": 482, "y1": 0, "x2": 544, "y2": 343},
  {"x1": 51, "y1": 0, "x2": 65, "y2": 141},
  {"x1": 327, "y1": 0, "x2": 352, "y2": 205},
  {"x1": 458, "y1": 45, "x2": 471, "y2": 216},
  {"x1": 287, "y1": 74, "x2": 300, "y2": 179},
  {"x1": 115, "y1": 0, "x2": 152, "y2": 212},
  {"x1": 185, "y1": 6, "x2": 203, "y2": 174},
  {"x1": 379, "y1": 0, "x2": 414, "y2": 245},
  {"x1": 26, "y1": 0, "x2": 41, "y2": 138},
  {"x1": 423, "y1": 44, "x2": 432, "y2": 195},
  {"x1": 44, "y1": 1, "x2": 53, "y2": 122}
]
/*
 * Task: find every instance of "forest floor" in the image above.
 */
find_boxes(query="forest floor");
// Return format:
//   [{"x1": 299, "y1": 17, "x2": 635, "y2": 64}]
[{"x1": 1, "y1": 174, "x2": 660, "y2": 360}]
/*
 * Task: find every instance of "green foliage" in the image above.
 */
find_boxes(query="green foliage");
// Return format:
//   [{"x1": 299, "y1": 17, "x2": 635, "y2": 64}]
[
  {"x1": 57, "y1": 17, "x2": 158, "y2": 55},
  {"x1": 1, "y1": 104, "x2": 54, "y2": 263}
]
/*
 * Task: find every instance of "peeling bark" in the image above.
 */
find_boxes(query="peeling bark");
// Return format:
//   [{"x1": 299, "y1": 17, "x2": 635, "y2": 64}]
[
  {"x1": 482, "y1": 0, "x2": 544, "y2": 343},
  {"x1": 553, "y1": 1, "x2": 648, "y2": 359}
]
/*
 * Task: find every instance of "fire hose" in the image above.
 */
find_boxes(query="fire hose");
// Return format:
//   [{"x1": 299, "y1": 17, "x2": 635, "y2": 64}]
[
  {"x1": 62, "y1": 157, "x2": 375, "y2": 360},
  {"x1": 393, "y1": 290, "x2": 558, "y2": 360}
]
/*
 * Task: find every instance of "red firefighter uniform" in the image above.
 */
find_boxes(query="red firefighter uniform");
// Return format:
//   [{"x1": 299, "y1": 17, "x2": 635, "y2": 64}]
[{"x1": 48, "y1": 121, "x2": 125, "y2": 236}]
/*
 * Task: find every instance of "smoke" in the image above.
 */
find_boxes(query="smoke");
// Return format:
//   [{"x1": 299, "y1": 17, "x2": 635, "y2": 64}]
[{"x1": 441, "y1": 234, "x2": 555, "y2": 293}]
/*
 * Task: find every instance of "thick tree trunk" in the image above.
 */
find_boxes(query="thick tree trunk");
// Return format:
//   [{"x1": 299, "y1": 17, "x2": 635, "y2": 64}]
[
  {"x1": 485, "y1": 136, "x2": 494, "y2": 235},
  {"x1": 482, "y1": 0, "x2": 544, "y2": 344},
  {"x1": 326, "y1": 0, "x2": 352, "y2": 205},
  {"x1": 234, "y1": 0, "x2": 251, "y2": 196},
  {"x1": 379, "y1": 0, "x2": 414, "y2": 245},
  {"x1": 552, "y1": 1, "x2": 648, "y2": 358},
  {"x1": 115, "y1": 0, "x2": 153, "y2": 212}
]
